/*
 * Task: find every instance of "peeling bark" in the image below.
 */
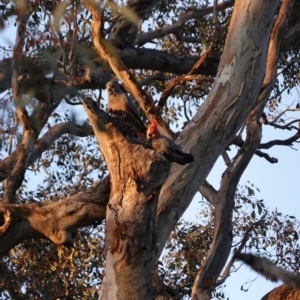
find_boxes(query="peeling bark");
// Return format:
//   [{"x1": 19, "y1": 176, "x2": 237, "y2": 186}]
[
  {"x1": 190, "y1": 1, "x2": 295, "y2": 298},
  {"x1": 156, "y1": 0, "x2": 282, "y2": 258},
  {"x1": 192, "y1": 112, "x2": 262, "y2": 299},
  {"x1": 261, "y1": 284, "x2": 300, "y2": 300},
  {"x1": 0, "y1": 0, "x2": 298, "y2": 298},
  {"x1": 0, "y1": 176, "x2": 109, "y2": 256},
  {"x1": 82, "y1": 98, "x2": 170, "y2": 299}
]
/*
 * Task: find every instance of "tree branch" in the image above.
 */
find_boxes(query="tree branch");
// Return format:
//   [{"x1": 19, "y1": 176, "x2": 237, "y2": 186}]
[
  {"x1": 254, "y1": 150, "x2": 278, "y2": 163},
  {"x1": 261, "y1": 284, "x2": 300, "y2": 300},
  {"x1": 0, "y1": 176, "x2": 110, "y2": 257},
  {"x1": 3, "y1": 13, "x2": 34, "y2": 204},
  {"x1": 83, "y1": 0, "x2": 174, "y2": 139},
  {"x1": 235, "y1": 253, "x2": 300, "y2": 289},
  {"x1": 82, "y1": 86, "x2": 171, "y2": 299},
  {"x1": 108, "y1": 0, "x2": 160, "y2": 48},
  {"x1": 0, "y1": 122, "x2": 94, "y2": 182},
  {"x1": 11, "y1": 13, "x2": 32, "y2": 132},
  {"x1": 259, "y1": 130, "x2": 300, "y2": 149},
  {"x1": 156, "y1": 0, "x2": 282, "y2": 261},
  {"x1": 192, "y1": 112, "x2": 263, "y2": 298},
  {"x1": 0, "y1": 47, "x2": 219, "y2": 97},
  {"x1": 136, "y1": 1, "x2": 234, "y2": 46},
  {"x1": 222, "y1": 150, "x2": 231, "y2": 166},
  {"x1": 0, "y1": 12, "x2": 298, "y2": 102},
  {"x1": 231, "y1": 136, "x2": 279, "y2": 163},
  {"x1": 217, "y1": 212, "x2": 268, "y2": 287},
  {"x1": 157, "y1": 42, "x2": 215, "y2": 113},
  {"x1": 199, "y1": 181, "x2": 218, "y2": 207},
  {"x1": 269, "y1": 118, "x2": 300, "y2": 130},
  {"x1": 188, "y1": 2, "x2": 294, "y2": 295},
  {"x1": 265, "y1": 107, "x2": 300, "y2": 124},
  {"x1": 280, "y1": 22, "x2": 300, "y2": 52}
]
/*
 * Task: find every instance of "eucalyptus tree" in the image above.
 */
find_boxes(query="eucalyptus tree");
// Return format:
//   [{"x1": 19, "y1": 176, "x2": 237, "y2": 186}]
[{"x1": 1, "y1": 0, "x2": 300, "y2": 299}]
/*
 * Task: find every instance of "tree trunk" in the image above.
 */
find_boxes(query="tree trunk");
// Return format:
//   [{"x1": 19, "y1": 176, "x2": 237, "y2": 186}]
[
  {"x1": 156, "y1": 0, "x2": 281, "y2": 258},
  {"x1": 82, "y1": 100, "x2": 170, "y2": 299},
  {"x1": 261, "y1": 284, "x2": 300, "y2": 300}
]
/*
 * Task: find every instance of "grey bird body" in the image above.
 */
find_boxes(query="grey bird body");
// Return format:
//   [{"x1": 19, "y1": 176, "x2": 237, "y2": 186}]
[
  {"x1": 106, "y1": 80, "x2": 145, "y2": 133},
  {"x1": 147, "y1": 120, "x2": 194, "y2": 165}
]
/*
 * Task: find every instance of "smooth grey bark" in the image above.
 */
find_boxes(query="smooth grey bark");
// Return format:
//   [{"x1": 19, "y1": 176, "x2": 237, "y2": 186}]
[
  {"x1": 193, "y1": 113, "x2": 262, "y2": 299},
  {"x1": 156, "y1": 0, "x2": 281, "y2": 257},
  {"x1": 190, "y1": 0, "x2": 296, "y2": 296}
]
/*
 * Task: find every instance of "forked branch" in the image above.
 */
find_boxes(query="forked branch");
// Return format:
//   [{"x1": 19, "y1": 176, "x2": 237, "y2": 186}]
[{"x1": 0, "y1": 176, "x2": 110, "y2": 257}]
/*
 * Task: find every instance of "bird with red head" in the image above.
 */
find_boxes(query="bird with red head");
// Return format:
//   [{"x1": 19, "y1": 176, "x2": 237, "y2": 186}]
[{"x1": 146, "y1": 120, "x2": 194, "y2": 165}]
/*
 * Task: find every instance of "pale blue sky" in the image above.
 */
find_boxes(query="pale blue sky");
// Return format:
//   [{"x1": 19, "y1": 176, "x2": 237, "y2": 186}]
[{"x1": 183, "y1": 103, "x2": 300, "y2": 299}]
